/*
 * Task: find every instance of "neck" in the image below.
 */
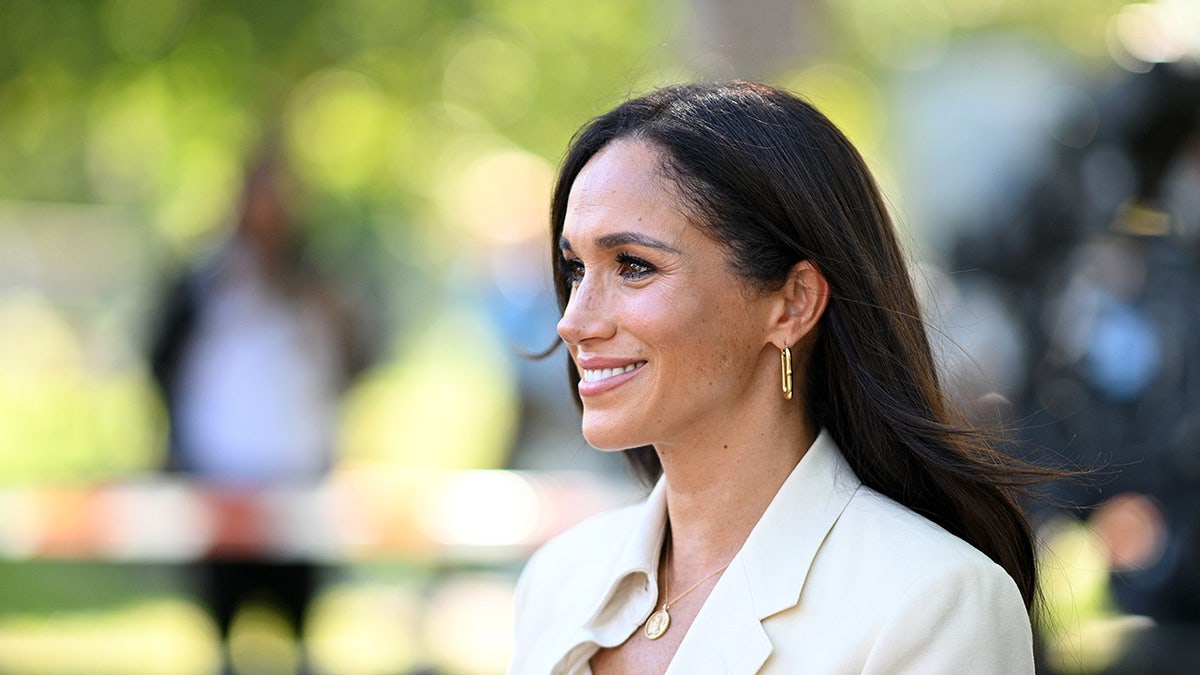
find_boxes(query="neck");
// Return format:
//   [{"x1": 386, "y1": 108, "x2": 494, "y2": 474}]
[{"x1": 656, "y1": 402, "x2": 817, "y2": 577}]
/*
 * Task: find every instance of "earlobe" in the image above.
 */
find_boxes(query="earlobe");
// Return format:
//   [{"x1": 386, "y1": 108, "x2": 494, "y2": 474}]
[{"x1": 773, "y1": 260, "x2": 830, "y2": 348}]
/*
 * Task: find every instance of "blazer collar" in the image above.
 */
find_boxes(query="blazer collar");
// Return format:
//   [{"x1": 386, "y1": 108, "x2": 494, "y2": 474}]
[
  {"x1": 580, "y1": 478, "x2": 668, "y2": 631},
  {"x1": 666, "y1": 430, "x2": 861, "y2": 673},
  {"x1": 527, "y1": 483, "x2": 667, "y2": 675},
  {"x1": 543, "y1": 431, "x2": 860, "y2": 674}
]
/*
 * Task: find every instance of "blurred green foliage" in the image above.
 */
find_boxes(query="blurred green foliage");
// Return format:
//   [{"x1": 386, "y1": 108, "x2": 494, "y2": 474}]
[
  {"x1": 0, "y1": 0, "x2": 678, "y2": 239},
  {"x1": 0, "y1": 0, "x2": 680, "y2": 484},
  {"x1": 0, "y1": 0, "x2": 1135, "y2": 484}
]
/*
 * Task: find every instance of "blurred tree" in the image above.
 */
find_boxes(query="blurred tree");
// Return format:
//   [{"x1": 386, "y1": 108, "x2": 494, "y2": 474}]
[
  {"x1": 0, "y1": 0, "x2": 1149, "y2": 483},
  {"x1": 0, "y1": 0, "x2": 678, "y2": 482}
]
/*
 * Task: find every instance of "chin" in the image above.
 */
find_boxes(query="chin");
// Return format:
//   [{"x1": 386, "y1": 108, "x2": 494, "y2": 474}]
[
  {"x1": 580, "y1": 415, "x2": 644, "y2": 452},
  {"x1": 582, "y1": 431, "x2": 638, "y2": 452}
]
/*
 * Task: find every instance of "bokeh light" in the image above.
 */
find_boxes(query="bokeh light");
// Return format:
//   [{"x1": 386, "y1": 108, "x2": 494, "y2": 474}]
[
  {"x1": 1109, "y1": 1, "x2": 1200, "y2": 67},
  {"x1": 417, "y1": 471, "x2": 540, "y2": 548},
  {"x1": 286, "y1": 69, "x2": 391, "y2": 195}
]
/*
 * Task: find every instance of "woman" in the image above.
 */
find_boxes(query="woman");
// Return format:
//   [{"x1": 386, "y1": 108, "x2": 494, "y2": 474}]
[{"x1": 510, "y1": 82, "x2": 1045, "y2": 674}]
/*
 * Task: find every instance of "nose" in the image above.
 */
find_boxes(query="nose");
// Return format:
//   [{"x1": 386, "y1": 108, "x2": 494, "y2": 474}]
[{"x1": 557, "y1": 278, "x2": 616, "y2": 346}]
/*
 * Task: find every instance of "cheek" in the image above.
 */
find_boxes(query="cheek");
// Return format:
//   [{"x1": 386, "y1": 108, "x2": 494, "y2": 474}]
[
  {"x1": 705, "y1": 300, "x2": 769, "y2": 382},
  {"x1": 621, "y1": 283, "x2": 760, "y2": 379},
  {"x1": 671, "y1": 301, "x2": 745, "y2": 383},
  {"x1": 622, "y1": 286, "x2": 684, "y2": 340}
]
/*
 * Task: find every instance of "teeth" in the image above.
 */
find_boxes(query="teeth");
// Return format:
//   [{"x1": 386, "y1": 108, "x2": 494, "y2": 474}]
[{"x1": 582, "y1": 361, "x2": 645, "y2": 383}]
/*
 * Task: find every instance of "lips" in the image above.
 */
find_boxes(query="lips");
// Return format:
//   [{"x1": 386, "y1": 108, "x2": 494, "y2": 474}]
[{"x1": 575, "y1": 359, "x2": 647, "y2": 396}]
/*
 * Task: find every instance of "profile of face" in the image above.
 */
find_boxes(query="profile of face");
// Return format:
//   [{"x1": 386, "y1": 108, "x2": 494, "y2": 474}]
[{"x1": 556, "y1": 139, "x2": 782, "y2": 451}]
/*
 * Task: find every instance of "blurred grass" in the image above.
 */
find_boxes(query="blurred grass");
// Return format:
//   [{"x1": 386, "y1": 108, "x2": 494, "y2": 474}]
[
  {"x1": 0, "y1": 561, "x2": 182, "y2": 612},
  {"x1": 0, "y1": 562, "x2": 515, "y2": 675}
]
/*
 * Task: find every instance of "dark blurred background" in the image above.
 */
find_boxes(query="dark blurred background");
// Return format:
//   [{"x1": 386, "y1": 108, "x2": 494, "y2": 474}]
[{"x1": 0, "y1": 0, "x2": 1197, "y2": 673}]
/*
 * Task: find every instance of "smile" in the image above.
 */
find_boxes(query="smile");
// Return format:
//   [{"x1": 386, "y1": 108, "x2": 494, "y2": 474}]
[{"x1": 582, "y1": 362, "x2": 647, "y2": 382}]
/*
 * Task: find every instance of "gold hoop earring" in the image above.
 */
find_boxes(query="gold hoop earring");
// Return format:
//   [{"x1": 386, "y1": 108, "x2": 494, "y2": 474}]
[{"x1": 780, "y1": 346, "x2": 793, "y2": 400}]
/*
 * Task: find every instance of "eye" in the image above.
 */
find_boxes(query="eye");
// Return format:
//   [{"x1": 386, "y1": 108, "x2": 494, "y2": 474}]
[
  {"x1": 616, "y1": 253, "x2": 655, "y2": 280},
  {"x1": 558, "y1": 255, "x2": 585, "y2": 286}
]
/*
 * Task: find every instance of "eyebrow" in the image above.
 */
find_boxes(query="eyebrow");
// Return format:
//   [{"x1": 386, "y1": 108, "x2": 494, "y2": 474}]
[{"x1": 558, "y1": 231, "x2": 682, "y2": 254}]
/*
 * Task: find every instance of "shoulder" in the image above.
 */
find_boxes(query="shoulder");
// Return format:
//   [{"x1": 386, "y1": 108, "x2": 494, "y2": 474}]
[
  {"x1": 848, "y1": 499, "x2": 1033, "y2": 674},
  {"x1": 840, "y1": 486, "x2": 992, "y2": 569},
  {"x1": 765, "y1": 485, "x2": 1032, "y2": 673},
  {"x1": 827, "y1": 485, "x2": 1025, "y2": 609}
]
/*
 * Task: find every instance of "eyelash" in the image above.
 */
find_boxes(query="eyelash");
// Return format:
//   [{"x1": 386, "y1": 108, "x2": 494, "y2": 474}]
[
  {"x1": 559, "y1": 257, "x2": 585, "y2": 286},
  {"x1": 558, "y1": 253, "x2": 657, "y2": 286},
  {"x1": 615, "y1": 253, "x2": 655, "y2": 280}
]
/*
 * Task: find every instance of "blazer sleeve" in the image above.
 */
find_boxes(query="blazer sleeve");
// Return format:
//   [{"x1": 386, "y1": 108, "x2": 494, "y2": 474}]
[{"x1": 861, "y1": 558, "x2": 1035, "y2": 674}]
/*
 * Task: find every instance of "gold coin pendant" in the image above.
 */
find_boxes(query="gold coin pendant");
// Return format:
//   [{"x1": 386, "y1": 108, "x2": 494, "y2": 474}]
[{"x1": 644, "y1": 608, "x2": 671, "y2": 640}]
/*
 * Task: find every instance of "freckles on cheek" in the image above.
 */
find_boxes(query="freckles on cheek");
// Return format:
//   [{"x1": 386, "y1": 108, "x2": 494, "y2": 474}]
[
  {"x1": 719, "y1": 333, "x2": 754, "y2": 374},
  {"x1": 692, "y1": 360, "x2": 716, "y2": 389}
]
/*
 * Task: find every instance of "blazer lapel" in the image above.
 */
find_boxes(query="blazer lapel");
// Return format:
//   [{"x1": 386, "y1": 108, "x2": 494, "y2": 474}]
[
  {"x1": 665, "y1": 557, "x2": 773, "y2": 674},
  {"x1": 667, "y1": 432, "x2": 860, "y2": 673}
]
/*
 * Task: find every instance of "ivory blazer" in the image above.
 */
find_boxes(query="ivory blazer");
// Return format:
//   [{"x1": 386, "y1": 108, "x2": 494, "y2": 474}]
[{"x1": 509, "y1": 431, "x2": 1034, "y2": 674}]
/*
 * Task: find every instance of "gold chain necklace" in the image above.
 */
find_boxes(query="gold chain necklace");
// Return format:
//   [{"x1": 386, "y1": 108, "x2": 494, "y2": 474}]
[{"x1": 644, "y1": 537, "x2": 731, "y2": 640}]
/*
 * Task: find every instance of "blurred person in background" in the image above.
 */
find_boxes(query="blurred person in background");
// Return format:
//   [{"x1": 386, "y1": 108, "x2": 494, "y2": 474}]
[
  {"x1": 950, "y1": 61, "x2": 1200, "y2": 672},
  {"x1": 149, "y1": 150, "x2": 372, "y2": 673},
  {"x1": 511, "y1": 82, "x2": 1057, "y2": 674}
]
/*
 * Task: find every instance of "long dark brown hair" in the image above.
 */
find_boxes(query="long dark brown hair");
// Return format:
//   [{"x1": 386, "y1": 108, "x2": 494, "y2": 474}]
[{"x1": 549, "y1": 81, "x2": 1054, "y2": 611}]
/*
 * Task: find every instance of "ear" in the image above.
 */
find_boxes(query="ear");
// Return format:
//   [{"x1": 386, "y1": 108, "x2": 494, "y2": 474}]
[{"x1": 768, "y1": 260, "x2": 830, "y2": 350}]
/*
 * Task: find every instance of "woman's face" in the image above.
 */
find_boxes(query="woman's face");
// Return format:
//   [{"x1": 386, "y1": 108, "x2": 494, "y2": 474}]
[{"x1": 556, "y1": 139, "x2": 779, "y2": 451}]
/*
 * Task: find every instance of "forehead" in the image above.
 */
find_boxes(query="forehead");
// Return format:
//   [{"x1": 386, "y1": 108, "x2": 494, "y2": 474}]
[
  {"x1": 571, "y1": 139, "x2": 666, "y2": 197},
  {"x1": 562, "y1": 140, "x2": 691, "y2": 240}
]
